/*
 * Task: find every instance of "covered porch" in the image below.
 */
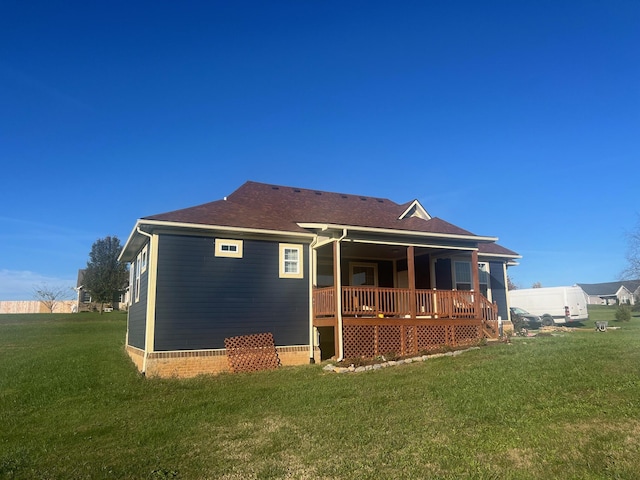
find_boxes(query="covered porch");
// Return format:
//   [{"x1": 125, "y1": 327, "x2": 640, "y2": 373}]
[{"x1": 308, "y1": 227, "x2": 504, "y2": 360}]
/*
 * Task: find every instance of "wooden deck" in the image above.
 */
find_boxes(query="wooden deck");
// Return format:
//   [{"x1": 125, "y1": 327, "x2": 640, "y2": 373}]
[{"x1": 313, "y1": 286, "x2": 500, "y2": 358}]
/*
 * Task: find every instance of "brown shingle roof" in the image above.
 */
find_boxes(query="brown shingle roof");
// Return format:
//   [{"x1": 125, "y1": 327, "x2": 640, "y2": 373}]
[{"x1": 145, "y1": 181, "x2": 480, "y2": 237}]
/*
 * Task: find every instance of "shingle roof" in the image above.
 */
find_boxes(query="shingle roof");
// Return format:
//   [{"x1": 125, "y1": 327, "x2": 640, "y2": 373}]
[
  {"x1": 146, "y1": 181, "x2": 478, "y2": 236},
  {"x1": 143, "y1": 181, "x2": 519, "y2": 257}
]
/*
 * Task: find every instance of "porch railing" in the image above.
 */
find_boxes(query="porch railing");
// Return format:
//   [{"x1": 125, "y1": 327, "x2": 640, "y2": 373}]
[{"x1": 313, "y1": 286, "x2": 498, "y2": 321}]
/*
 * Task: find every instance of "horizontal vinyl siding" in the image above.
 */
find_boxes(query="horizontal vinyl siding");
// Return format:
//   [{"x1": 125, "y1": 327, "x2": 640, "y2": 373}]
[
  {"x1": 489, "y1": 261, "x2": 508, "y2": 320},
  {"x1": 127, "y1": 247, "x2": 148, "y2": 350},
  {"x1": 154, "y1": 235, "x2": 309, "y2": 351}
]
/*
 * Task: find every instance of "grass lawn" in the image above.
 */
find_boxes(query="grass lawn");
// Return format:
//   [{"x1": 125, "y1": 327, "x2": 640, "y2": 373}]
[{"x1": 1, "y1": 306, "x2": 640, "y2": 479}]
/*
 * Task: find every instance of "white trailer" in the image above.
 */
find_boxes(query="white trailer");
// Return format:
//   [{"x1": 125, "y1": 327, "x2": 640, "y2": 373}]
[{"x1": 509, "y1": 286, "x2": 589, "y2": 326}]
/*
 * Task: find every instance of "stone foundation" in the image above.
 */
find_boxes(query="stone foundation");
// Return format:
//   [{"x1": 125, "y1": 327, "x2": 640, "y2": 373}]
[{"x1": 126, "y1": 344, "x2": 319, "y2": 378}]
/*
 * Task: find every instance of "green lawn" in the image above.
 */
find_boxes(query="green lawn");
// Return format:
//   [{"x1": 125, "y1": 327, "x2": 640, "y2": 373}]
[{"x1": 1, "y1": 306, "x2": 640, "y2": 479}]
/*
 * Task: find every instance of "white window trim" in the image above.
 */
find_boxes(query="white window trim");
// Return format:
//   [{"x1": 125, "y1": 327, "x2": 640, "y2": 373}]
[
  {"x1": 135, "y1": 253, "x2": 141, "y2": 303},
  {"x1": 128, "y1": 264, "x2": 134, "y2": 306},
  {"x1": 279, "y1": 243, "x2": 304, "y2": 279},
  {"x1": 215, "y1": 239, "x2": 243, "y2": 258},
  {"x1": 141, "y1": 245, "x2": 148, "y2": 273},
  {"x1": 454, "y1": 260, "x2": 472, "y2": 290}
]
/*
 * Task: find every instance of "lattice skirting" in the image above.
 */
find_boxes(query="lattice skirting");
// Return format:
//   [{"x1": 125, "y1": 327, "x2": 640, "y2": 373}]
[{"x1": 343, "y1": 324, "x2": 481, "y2": 359}]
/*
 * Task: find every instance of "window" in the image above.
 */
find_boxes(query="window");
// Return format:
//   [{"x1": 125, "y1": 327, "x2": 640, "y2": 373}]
[
  {"x1": 215, "y1": 239, "x2": 243, "y2": 258},
  {"x1": 454, "y1": 261, "x2": 472, "y2": 291},
  {"x1": 349, "y1": 263, "x2": 378, "y2": 286},
  {"x1": 128, "y1": 263, "x2": 134, "y2": 306},
  {"x1": 135, "y1": 253, "x2": 141, "y2": 303},
  {"x1": 140, "y1": 245, "x2": 148, "y2": 273},
  {"x1": 478, "y1": 263, "x2": 490, "y2": 298},
  {"x1": 279, "y1": 244, "x2": 304, "y2": 278}
]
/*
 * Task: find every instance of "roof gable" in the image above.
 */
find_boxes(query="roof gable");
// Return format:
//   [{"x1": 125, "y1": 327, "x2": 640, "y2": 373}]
[{"x1": 398, "y1": 200, "x2": 431, "y2": 221}]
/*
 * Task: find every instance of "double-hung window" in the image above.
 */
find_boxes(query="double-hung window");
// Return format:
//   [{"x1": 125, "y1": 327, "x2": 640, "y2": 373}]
[
  {"x1": 454, "y1": 261, "x2": 472, "y2": 291},
  {"x1": 135, "y1": 253, "x2": 141, "y2": 303},
  {"x1": 279, "y1": 244, "x2": 303, "y2": 278}
]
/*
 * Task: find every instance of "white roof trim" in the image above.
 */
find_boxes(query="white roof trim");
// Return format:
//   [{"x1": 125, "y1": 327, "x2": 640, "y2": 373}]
[
  {"x1": 478, "y1": 252, "x2": 523, "y2": 260},
  {"x1": 398, "y1": 200, "x2": 431, "y2": 220},
  {"x1": 297, "y1": 222, "x2": 498, "y2": 243},
  {"x1": 140, "y1": 219, "x2": 315, "y2": 238}
]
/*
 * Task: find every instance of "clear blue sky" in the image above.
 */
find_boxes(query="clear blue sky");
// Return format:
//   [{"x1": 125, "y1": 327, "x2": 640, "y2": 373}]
[{"x1": 1, "y1": 1, "x2": 638, "y2": 300}]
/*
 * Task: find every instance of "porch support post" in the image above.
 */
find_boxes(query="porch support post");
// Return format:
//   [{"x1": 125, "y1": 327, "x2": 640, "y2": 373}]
[
  {"x1": 333, "y1": 239, "x2": 344, "y2": 360},
  {"x1": 407, "y1": 246, "x2": 416, "y2": 319},
  {"x1": 472, "y1": 250, "x2": 480, "y2": 318},
  {"x1": 471, "y1": 250, "x2": 480, "y2": 293}
]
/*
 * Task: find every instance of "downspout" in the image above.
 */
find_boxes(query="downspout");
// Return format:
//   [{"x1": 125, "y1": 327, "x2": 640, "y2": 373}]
[
  {"x1": 308, "y1": 236, "x2": 319, "y2": 363},
  {"x1": 136, "y1": 227, "x2": 153, "y2": 375},
  {"x1": 335, "y1": 228, "x2": 348, "y2": 362}
]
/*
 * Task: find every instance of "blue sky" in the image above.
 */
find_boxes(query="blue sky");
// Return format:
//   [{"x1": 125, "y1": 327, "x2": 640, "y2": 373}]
[{"x1": 1, "y1": 1, "x2": 638, "y2": 300}]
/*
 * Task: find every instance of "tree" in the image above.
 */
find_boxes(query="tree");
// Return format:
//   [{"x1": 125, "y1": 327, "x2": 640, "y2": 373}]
[
  {"x1": 622, "y1": 214, "x2": 640, "y2": 280},
  {"x1": 532, "y1": 282, "x2": 543, "y2": 289},
  {"x1": 33, "y1": 283, "x2": 73, "y2": 313},
  {"x1": 83, "y1": 236, "x2": 127, "y2": 313},
  {"x1": 507, "y1": 275, "x2": 518, "y2": 291}
]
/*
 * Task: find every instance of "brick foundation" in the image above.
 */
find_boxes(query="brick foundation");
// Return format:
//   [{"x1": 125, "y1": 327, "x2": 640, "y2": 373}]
[{"x1": 126, "y1": 344, "x2": 319, "y2": 378}]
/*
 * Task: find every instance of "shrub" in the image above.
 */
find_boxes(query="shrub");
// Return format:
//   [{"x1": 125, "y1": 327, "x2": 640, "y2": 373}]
[{"x1": 615, "y1": 304, "x2": 632, "y2": 322}]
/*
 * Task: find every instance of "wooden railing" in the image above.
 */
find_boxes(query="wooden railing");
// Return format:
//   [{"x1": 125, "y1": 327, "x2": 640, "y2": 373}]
[{"x1": 313, "y1": 286, "x2": 498, "y2": 321}]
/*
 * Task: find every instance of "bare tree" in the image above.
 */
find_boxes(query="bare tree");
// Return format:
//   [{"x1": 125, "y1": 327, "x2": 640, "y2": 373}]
[
  {"x1": 507, "y1": 275, "x2": 518, "y2": 291},
  {"x1": 33, "y1": 283, "x2": 73, "y2": 313},
  {"x1": 531, "y1": 282, "x2": 543, "y2": 289},
  {"x1": 622, "y1": 215, "x2": 640, "y2": 279}
]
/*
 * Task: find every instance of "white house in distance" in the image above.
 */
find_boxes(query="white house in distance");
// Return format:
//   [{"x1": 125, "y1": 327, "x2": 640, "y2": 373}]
[{"x1": 576, "y1": 281, "x2": 640, "y2": 306}]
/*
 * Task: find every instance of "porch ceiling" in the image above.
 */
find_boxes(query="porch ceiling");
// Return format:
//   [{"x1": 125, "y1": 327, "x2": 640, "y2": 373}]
[{"x1": 316, "y1": 241, "x2": 475, "y2": 261}]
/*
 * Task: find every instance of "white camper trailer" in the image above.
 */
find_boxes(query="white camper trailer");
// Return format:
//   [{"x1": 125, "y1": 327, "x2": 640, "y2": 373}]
[{"x1": 509, "y1": 286, "x2": 589, "y2": 326}]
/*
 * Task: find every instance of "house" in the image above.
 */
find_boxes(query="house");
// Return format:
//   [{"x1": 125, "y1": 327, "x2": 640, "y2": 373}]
[
  {"x1": 577, "y1": 281, "x2": 640, "y2": 305},
  {"x1": 119, "y1": 181, "x2": 521, "y2": 377},
  {"x1": 75, "y1": 269, "x2": 129, "y2": 312}
]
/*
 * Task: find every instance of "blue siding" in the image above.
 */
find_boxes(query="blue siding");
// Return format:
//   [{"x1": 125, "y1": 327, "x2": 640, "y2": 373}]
[
  {"x1": 154, "y1": 235, "x2": 309, "y2": 351},
  {"x1": 489, "y1": 262, "x2": 508, "y2": 320},
  {"x1": 127, "y1": 244, "x2": 149, "y2": 349}
]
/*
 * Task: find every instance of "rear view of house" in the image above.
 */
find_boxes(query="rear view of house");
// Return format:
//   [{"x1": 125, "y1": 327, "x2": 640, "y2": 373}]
[{"x1": 119, "y1": 181, "x2": 520, "y2": 377}]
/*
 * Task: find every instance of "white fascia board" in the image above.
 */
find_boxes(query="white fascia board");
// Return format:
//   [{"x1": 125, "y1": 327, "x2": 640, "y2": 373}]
[
  {"x1": 398, "y1": 199, "x2": 431, "y2": 220},
  {"x1": 479, "y1": 252, "x2": 524, "y2": 260},
  {"x1": 296, "y1": 222, "x2": 498, "y2": 243},
  {"x1": 138, "y1": 219, "x2": 316, "y2": 240},
  {"x1": 119, "y1": 220, "x2": 144, "y2": 262}
]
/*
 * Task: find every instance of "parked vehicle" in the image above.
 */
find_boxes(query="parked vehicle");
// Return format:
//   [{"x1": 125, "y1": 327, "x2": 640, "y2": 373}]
[
  {"x1": 509, "y1": 307, "x2": 542, "y2": 328},
  {"x1": 509, "y1": 286, "x2": 589, "y2": 326}
]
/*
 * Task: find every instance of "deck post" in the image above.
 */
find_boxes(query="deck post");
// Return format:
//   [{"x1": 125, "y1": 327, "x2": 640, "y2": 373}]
[
  {"x1": 407, "y1": 246, "x2": 416, "y2": 319},
  {"x1": 333, "y1": 239, "x2": 343, "y2": 359},
  {"x1": 472, "y1": 250, "x2": 480, "y2": 318}
]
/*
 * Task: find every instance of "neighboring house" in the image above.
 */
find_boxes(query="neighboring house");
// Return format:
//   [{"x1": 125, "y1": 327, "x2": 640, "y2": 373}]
[
  {"x1": 119, "y1": 181, "x2": 521, "y2": 377},
  {"x1": 577, "y1": 281, "x2": 640, "y2": 305},
  {"x1": 75, "y1": 269, "x2": 128, "y2": 312}
]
